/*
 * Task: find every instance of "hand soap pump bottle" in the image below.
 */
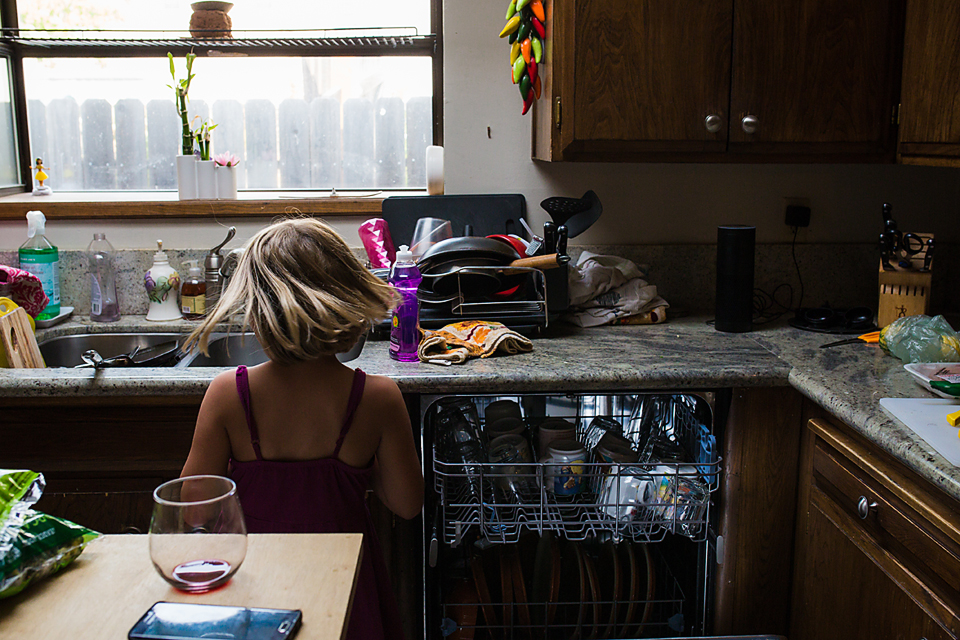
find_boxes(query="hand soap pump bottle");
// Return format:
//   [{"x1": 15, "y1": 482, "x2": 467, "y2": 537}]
[
  {"x1": 388, "y1": 245, "x2": 422, "y2": 362},
  {"x1": 180, "y1": 260, "x2": 206, "y2": 320},
  {"x1": 18, "y1": 210, "x2": 60, "y2": 320},
  {"x1": 144, "y1": 240, "x2": 182, "y2": 322},
  {"x1": 87, "y1": 233, "x2": 120, "y2": 322}
]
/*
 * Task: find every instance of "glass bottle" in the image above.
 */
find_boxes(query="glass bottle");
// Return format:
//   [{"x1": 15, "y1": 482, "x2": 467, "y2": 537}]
[
  {"x1": 87, "y1": 233, "x2": 120, "y2": 322},
  {"x1": 180, "y1": 261, "x2": 206, "y2": 320},
  {"x1": 388, "y1": 245, "x2": 422, "y2": 362}
]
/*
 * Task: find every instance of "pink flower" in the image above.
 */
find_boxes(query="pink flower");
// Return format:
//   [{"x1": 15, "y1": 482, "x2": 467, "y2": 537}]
[{"x1": 214, "y1": 152, "x2": 241, "y2": 167}]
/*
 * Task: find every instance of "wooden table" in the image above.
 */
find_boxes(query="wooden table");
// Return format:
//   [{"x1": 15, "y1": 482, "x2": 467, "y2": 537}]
[{"x1": 0, "y1": 533, "x2": 363, "y2": 640}]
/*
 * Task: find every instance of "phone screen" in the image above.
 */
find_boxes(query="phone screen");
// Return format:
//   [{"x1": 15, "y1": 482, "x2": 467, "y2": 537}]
[{"x1": 128, "y1": 601, "x2": 302, "y2": 640}]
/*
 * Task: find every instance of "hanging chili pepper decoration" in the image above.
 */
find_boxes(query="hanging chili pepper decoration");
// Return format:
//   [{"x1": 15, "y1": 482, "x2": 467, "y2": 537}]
[{"x1": 499, "y1": 0, "x2": 546, "y2": 115}]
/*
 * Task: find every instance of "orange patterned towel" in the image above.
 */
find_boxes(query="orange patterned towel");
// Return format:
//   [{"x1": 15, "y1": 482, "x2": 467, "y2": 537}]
[{"x1": 418, "y1": 320, "x2": 533, "y2": 365}]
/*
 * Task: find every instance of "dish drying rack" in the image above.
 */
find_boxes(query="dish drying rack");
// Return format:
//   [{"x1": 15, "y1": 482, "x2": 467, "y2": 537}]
[
  {"x1": 427, "y1": 393, "x2": 721, "y2": 545},
  {"x1": 425, "y1": 265, "x2": 549, "y2": 324}
]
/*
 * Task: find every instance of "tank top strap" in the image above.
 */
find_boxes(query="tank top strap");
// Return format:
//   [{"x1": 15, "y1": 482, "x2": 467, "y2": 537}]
[
  {"x1": 235, "y1": 365, "x2": 264, "y2": 461},
  {"x1": 332, "y1": 368, "x2": 367, "y2": 458}
]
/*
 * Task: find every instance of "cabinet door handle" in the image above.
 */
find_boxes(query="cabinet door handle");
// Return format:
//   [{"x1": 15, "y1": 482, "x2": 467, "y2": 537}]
[
  {"x1": 857, "y1": 495, "x2": 878, "y2": 519},
  {"x1": 741, "y1": 115, "x2": 759, "y2": 134},
  {"x1": 704, "y1": 114, "x2": 722, "y2": 133}
]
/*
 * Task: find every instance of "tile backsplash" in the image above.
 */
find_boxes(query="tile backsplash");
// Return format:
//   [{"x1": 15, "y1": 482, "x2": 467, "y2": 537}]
[{"x1": 2, "y1": 243, "x2": 956, "y2": 321}]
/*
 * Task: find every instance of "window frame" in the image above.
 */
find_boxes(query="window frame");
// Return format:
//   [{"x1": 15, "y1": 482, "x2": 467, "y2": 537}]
[{"x1": 0, "y1": 0, "x2": 443, "y2": 219}]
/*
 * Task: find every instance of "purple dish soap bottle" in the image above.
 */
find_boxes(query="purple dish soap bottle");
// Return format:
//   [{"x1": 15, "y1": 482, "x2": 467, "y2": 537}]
[{"x1": 389, "y1": 245, "x2": 422, "y2": 362}]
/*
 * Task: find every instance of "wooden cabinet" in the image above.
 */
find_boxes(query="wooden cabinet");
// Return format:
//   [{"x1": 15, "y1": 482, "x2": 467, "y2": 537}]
[
  {"x1": 791, "y1": 412, "x2": 960, "y2": 640},
  {"x1": 533, "y1": 0, "x2": 904, "y2": 163},
  {"x1": 898, "y1": 0, "x2": 960, "y2": 166}
]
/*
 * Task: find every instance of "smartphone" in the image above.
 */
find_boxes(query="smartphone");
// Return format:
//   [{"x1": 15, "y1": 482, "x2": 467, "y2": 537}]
[{"x1": 128, "y1": 601, "x2": 302, "y2": 640}]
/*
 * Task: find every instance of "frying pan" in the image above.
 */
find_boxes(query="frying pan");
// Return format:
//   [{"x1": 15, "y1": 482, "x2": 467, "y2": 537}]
[{"x1": 419, "y1": 236, "x2": 566, "y2": 298}]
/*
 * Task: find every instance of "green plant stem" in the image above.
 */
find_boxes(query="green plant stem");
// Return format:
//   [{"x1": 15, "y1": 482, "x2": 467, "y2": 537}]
[{"x1": 178, "y1": 94, "x2": 192, "y2": 156}]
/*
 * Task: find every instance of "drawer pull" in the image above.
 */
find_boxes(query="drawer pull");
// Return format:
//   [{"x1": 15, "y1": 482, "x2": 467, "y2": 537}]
[{"x1": 857, "y1": 495, "x2": 878, "y2": 519}]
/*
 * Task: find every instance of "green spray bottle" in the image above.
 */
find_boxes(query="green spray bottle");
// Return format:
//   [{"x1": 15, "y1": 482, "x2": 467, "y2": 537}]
[{"x1": 18, "y1": 210, "x2": 60, "y2": 320}]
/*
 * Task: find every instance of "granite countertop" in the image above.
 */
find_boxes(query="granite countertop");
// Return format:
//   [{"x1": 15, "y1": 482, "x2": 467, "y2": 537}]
[{"x1": 3, "y1": 314, "x2": 958, "y2": 504}]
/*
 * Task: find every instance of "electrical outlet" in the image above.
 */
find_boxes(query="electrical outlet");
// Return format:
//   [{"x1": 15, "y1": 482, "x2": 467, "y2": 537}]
[{"x1": 784, "y1": 197, "x2": 811, "y2": 228}]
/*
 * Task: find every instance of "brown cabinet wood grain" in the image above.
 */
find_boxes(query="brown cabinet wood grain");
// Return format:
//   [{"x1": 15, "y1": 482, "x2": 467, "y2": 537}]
[
  {"x1": 533, "y1": 0, "x2": 904, "y2": 163},
  {"x1": 898, "y1": 0, "x2": 960, "y2": 166},
  {"x1": 791, "y1": 413, "x2": 960, "y2": 640}
]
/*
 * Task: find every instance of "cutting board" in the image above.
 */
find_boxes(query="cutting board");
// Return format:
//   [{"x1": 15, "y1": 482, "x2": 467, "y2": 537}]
[
  {"x1": 0, "y1": 306, "x2": 44, "y2": 368},
  {"x1": 880, "y1": 397, "x2": 960, "y2": 466}
]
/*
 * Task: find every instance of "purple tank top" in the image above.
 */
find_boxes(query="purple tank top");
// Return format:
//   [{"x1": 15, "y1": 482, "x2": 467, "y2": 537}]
[{"x1": 229, "y1": 366, "x2": 404, "y2": 640}]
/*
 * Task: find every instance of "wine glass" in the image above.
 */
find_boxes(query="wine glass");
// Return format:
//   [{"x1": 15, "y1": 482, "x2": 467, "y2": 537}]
[{"x1": 149, "y1": 475, "x2": 247, "y2": 593}]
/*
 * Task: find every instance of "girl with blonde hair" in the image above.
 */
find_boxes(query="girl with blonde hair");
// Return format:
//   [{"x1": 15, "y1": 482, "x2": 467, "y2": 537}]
[{"x1": 181, "y1": 216, "x2": 423, "y2": 640}]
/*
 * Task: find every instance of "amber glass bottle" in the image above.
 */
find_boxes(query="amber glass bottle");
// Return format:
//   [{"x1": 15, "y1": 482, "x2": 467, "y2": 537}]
[{"x1": 180, "y1": 262, "x2": 207, "y2": 320}]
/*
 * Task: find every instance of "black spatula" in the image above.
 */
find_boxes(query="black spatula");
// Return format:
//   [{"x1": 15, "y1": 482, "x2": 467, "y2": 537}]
[{"x1": 539, "y1": 190, "x2": 602, "y2": 238}]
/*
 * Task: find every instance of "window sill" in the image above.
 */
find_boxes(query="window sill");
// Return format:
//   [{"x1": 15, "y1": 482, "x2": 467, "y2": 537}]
[{"x1": 0, "y1": 190, "x2": 421, "y2": 220}]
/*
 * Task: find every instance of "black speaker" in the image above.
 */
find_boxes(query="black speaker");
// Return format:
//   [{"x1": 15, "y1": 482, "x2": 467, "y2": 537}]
[{"x1": 715, "y1": 225, "x2": 755, "y2": 332}]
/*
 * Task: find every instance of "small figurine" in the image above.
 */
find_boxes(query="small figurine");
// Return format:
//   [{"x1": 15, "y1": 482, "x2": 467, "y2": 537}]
[{"x1": 30, "y1": 158, "x2": 52, "y2": 196}]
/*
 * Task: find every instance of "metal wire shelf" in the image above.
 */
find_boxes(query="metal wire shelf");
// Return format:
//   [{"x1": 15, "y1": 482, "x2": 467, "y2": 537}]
[{"x1": 427, "y1": 392, "x2": 720, "y2": 546}]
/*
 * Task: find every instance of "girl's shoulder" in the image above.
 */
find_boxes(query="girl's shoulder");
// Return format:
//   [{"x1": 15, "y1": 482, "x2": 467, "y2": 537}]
[{"x1": 356, "y1": 371, "x2": 405, "y2": 410}]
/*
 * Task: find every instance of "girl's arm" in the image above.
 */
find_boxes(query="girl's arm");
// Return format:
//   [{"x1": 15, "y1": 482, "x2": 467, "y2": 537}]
[
  {"x1": 180, "y1": 371, "x2": 235, "y2": 478},
  {"x1": 370, "y1": 377, "x2": 424, "y2": 520}
]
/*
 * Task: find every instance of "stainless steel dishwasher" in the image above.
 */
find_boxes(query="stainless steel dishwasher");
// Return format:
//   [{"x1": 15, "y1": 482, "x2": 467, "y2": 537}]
[{"x1": 419, "y1": 390, "x2": 725, "y2": 639}]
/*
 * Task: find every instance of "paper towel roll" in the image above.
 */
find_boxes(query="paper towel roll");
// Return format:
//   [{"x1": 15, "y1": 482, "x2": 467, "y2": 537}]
[{"x1": 426, "y1": 145, "x2": 444, "y2": 195}]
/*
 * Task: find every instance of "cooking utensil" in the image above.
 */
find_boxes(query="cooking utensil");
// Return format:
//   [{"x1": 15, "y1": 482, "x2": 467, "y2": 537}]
[
  {"x1": 519, "y1": 218, "x2": 544, "y2": 256},
  {"x1": 0, "y1": 307, "x2": 44, "y2": 368},
  {"x1": 76, "y1": 340, "x2": 183, "y2": 369},
  {"x1": 920, "y1": 237, "x2": 935, "y2": 272},
  {"x1": 540, "y1": 190, "x2": 603, "y2": 238},
  {"x1": 556, "y1": 225, "x2": 568, "y2": 256},
  {"x1": 543, "y1": 221, "x2": 556, "y2": 253},
  {"x1": 819, "y1": 331, "x2": 880, "y2": 348}
]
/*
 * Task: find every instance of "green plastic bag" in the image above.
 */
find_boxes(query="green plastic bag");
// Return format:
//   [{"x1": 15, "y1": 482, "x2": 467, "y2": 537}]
[
  {"x1": 0, "y1": 469, "x2": 100, "y2": 599},
  {"x1": 879, "y1": 315, "x2": 960, "y2": 364}
]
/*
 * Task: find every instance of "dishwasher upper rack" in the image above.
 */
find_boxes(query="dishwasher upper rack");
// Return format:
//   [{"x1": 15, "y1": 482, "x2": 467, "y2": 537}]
[{"x1": 425, "y1": 392, "x2": 720, "y2": 546}]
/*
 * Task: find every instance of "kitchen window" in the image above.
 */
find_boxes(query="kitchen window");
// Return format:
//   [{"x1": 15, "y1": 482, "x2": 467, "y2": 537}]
[{"x1": 0, "y1": 0, "x2": 440, "y2": 216}]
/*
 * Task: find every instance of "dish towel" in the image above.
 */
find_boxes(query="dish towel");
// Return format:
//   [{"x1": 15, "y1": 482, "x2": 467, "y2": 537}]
[
  {"x1": 418, "y1": 320, "x2": 533, "y2": 365},
  {"x1": 0, "y1": 266, "x2": 48, "y2": 319},
  {"x1": 564, "y1": 251, "x2": 669, "y2": 327}
]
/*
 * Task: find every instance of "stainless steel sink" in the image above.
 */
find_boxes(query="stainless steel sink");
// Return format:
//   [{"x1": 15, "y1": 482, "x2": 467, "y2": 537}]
[
  {"x1": 38, "y1": 333, "x2": 186, "y2": 368},
  {"x1": 176, "y1": 333, "x2": 365, "y2": 367}
]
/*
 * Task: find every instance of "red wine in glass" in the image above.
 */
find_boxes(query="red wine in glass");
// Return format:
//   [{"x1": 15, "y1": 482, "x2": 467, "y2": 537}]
[{"x1": 171, "y1": 559, "x2": 232, "y2": 592}]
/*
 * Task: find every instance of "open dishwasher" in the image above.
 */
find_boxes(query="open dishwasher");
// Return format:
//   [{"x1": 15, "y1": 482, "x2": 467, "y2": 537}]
[{"x1": 420, "y1": 390, "x2": 724, "y2": 640}]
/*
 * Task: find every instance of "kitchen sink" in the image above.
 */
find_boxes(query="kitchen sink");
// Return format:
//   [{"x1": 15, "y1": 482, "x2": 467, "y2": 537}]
[
  {"x1": 38, "y1": 333, "x2": 186, "y2": 368},
  {"x1": 175, "y1": 333, "x2": 365, "y2": 367}
]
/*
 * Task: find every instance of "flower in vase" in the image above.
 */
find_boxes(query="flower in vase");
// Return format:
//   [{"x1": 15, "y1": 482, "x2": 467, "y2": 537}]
[{"x1": 214, "y1": 152, "x2": 241, "y2": 167}]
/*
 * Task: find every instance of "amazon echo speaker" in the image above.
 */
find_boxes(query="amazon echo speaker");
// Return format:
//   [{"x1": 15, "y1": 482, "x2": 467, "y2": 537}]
[{"x1": 715, "y1": 225, "x2": 755, "y2": 332}]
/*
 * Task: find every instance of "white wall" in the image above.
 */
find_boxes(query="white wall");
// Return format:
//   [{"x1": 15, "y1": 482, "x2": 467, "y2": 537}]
[{"x1": 1, "y1": 0, "x2": 958, "y2": 252}]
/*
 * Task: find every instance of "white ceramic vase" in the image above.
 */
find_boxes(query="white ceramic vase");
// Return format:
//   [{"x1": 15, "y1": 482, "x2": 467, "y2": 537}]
[
  {"x1": 196, "y1": 160, "x2": 217, "y2": 199},
  {"x1": 216, "y1": 165, "x2": 238, "y2": 200},
  {"x1": 176, "y1": 155, "x2": 198, "y2": 200}
]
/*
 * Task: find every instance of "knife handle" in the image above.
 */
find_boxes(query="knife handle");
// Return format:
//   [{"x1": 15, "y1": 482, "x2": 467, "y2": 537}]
[
  {"x1": 556, "y1": 225, "x2": 568, "y2": 256},
  {"x1": 543, "y1": 221, "x2": 556, "y2": 253}
]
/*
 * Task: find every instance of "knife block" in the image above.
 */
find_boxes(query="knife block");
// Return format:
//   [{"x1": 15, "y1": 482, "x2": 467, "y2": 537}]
[{"x1": 878, "y1": 249, "x2": 933, "y2": 328}]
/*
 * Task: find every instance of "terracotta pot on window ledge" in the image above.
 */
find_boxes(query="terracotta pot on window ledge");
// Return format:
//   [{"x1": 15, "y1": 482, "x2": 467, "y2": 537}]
[{"x1": 190, "y1": 2, "x2": 233, "y2": 39}]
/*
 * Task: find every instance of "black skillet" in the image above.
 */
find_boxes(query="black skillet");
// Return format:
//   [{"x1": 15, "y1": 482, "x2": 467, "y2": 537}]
[{"x1": 417, "y1": 236, "x2": 522, "y2": 298}]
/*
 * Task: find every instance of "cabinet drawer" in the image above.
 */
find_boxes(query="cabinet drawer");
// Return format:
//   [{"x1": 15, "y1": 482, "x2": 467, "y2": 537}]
[{"x1": 809, "y1": 418, "x2": 960, "y2": 631}]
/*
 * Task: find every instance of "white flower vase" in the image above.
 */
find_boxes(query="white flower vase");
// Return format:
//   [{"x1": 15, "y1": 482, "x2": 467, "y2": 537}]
[
  {"x1": 216, "y1": 165, "x2": 238, "y2": 200},
  {"x1": 176, "y1": 155, "x2": 198, "y2": 200},
  {"x1": 196, "y1": 160, "x2": 217, "y2": 199}
]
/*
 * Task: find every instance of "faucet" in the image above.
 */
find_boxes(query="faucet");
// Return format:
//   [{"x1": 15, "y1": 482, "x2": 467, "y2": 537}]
[
  {"x1": 204, "y1": 227, "x2": 236, "y2": 309},
  {"x1": 219, "y1": 248, "x2": 245, "y2": 294}
]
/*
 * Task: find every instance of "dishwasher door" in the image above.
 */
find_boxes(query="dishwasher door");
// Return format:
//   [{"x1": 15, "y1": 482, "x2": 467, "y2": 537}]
[{"x1": 420, "y1": 391, "x2": 723, "y2": 640}]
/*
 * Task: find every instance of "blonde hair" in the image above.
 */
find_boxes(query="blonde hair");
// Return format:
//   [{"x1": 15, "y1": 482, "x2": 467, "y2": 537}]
[{"x1": 185, "y1": 216, "x2": 399, "y2": 364}]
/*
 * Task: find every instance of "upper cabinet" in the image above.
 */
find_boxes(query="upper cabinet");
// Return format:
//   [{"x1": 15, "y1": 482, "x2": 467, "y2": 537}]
[
  {"x1": 533, "y1": 0, "x2": 905, "y2": 163},
  {"x1": 898, "y1": 0, "x2": 960, "y2": 166}
]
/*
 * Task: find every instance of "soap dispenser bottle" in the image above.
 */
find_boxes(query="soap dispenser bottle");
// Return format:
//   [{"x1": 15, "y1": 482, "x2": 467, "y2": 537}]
[
  {"x1": 144, "y1": 240, "x2": 182, "y2": 322},
  {"x1": 180, "y1": 260, "x2": 206, "y2": 320},
  {"x1": 18, "y1": 210, "x2": 60, "y2": 320},
  {"x1": 87, "y1": 233, "x2": 120, "y2": 322}
]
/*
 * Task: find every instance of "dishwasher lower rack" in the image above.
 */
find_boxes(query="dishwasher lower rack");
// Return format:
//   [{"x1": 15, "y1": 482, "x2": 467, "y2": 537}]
[
  {"x1": 425, "y1": 392, "x2": 720, "y2": 545},
  {"x1": 439, "y1": 536, "x2": 687, "y2": 640}
]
